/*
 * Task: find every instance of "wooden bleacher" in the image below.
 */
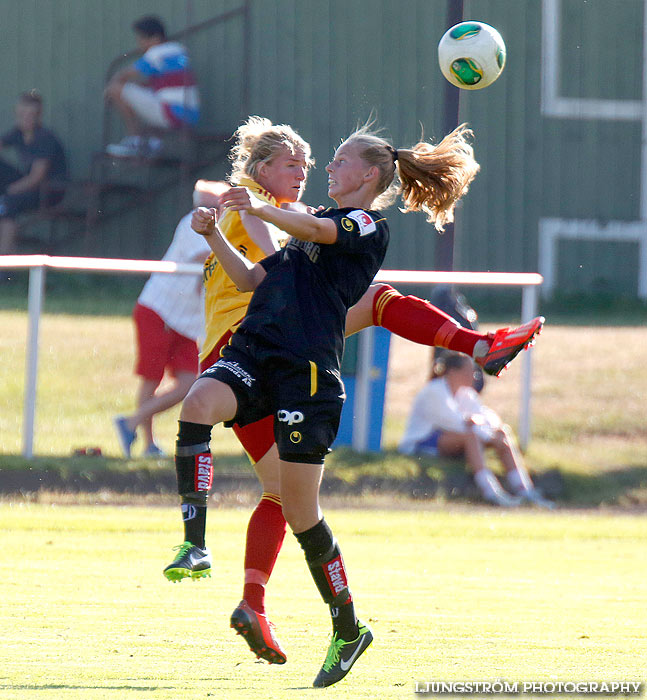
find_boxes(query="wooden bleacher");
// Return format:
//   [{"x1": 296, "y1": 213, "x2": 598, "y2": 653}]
[{"x1": 16, "y1": 2, "x2": 251, "y2": 256}]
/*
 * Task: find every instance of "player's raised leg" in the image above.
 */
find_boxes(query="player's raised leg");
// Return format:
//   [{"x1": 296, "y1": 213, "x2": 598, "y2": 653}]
[{"x1": 347, "y1": 284, "x2": 543, "y2": 376}]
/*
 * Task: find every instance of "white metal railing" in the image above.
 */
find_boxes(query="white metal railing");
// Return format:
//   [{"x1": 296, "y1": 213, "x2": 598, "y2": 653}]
[{"x1": 1, "y1": 255, "x2": 542, "y2": 457}]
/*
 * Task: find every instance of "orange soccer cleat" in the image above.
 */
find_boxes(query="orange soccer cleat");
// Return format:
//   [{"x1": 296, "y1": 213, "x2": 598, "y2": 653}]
[
  {"x1": 475, "y1": 317, "x2": 544, "y2": 377},
  {"x1": 230, "y1": 600, "x2": 287, "y2": 664}
]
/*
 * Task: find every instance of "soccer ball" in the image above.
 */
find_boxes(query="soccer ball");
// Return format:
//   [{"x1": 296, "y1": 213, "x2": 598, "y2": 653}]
[{"x1": 438, "y1": 21, "x2": 506, "y2": 90}]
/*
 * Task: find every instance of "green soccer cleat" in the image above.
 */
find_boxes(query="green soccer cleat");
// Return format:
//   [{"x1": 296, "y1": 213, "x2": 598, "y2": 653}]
[
  {"x1": 163, "y1": 541, "x2": 212, "y2": 582},
  {"x1": 313, "y1": 621, "x2": 373, "y2": 688}
]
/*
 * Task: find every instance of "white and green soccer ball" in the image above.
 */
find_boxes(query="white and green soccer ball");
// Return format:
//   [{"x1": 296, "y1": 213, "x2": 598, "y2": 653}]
[{"x1": 438, "y1": 21, "x2": 506, "y2": 90}]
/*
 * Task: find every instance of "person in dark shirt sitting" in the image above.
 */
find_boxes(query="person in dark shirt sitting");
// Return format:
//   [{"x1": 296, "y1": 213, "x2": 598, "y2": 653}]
[{"x1": 0, "y1": 90, "x2": 67, "y2": 253}]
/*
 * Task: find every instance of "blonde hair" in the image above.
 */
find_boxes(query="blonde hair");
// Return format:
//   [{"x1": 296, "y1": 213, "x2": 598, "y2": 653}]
[
  {"x1": 342, "y1": 123, "x2": 480, "y2": 232},
  {"x1": 228, "y1": 116, "x2": 314, "y2": 184}
]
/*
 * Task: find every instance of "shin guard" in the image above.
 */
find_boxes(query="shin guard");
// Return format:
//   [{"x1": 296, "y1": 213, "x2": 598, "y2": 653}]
[
  {"x1": 175, "y1": 442, "x2": 212, "y2": 549},
  {"x1": 175, "y1": 442, "x2": 213, "y2": 497},
  {"x1": 295, "y1": 519, "x2": 351, "y2": 606}
]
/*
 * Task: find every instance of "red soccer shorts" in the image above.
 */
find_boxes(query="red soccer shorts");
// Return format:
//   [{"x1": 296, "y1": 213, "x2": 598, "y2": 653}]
[{"x1": 133, "y1": 302, "x2": 199, "y2": 383}]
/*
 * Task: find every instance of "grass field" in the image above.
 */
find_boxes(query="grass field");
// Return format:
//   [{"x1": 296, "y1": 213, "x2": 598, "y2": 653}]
[
  {"x1": 1, "y1": 504, "x2": 645, "y2": 700},
  {"x1": 384, "y1": 326, "x2": 647, "y2": 506},
  {"x1": 0, "y1": 310, "x2": 243, "y2": 458},
  {"x1": 1, "y1": 307, "x2": 646, "y2": 506},
  {"x1": 1, "y1": 300, "x2": 645, "y2": 698}
]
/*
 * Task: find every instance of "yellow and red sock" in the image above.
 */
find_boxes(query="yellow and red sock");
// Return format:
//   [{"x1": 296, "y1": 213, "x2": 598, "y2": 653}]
[
  {"x1": 372, "y1": 284, "x2": 486, "y2": 356},
  {"x1": 243, "y1": 493, "x2": 287, "y2": 613}
]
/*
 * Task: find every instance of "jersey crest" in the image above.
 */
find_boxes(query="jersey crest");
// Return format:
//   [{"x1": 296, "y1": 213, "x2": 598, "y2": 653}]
[{"x1": 347, "y1": 209, "x2": 376, "y2": 236}]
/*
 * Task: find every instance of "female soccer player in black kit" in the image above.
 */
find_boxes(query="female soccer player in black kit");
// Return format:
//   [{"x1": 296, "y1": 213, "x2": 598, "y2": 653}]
[{"x1": 184, "y1": 122, "x2": 480, "y2": 687}]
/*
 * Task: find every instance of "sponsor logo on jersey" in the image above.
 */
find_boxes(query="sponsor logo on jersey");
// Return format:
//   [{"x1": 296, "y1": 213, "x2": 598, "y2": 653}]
[
  {"x1": 347, "y1": 209, "x2": 376, "y2": 236},
  {"x1": 277, "y1": 409, "x2": 304, "y2": 425},
  {"x1": 202, "y1": 243, "x2": 248, "y2": 284},
  {"x1": 203, "y1": 256, "x2": 218, "y2": 282},
  {"x1": 195, "y1": 453, "x2": 213, "y2": 491},
  {"x1": 290, "y1": 237, "x2": 320, "y2": 263},
  {"x1": 341, "y1": 217, "x2": 354, "y2": 231},
  {"x1": 289, "y1": 431, "x2": 302, "y2": 444},
  {"x1": 325, "y1": 555, "x2": 348, "y2": 595}
]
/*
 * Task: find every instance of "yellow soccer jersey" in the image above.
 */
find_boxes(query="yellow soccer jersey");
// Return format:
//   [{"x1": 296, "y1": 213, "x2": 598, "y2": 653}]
[{"x1": 200, "y1": 177, "x2": 285, "y2": 361}]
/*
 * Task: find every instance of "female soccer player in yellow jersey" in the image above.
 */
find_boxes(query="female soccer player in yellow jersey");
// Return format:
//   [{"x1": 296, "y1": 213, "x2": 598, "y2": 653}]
[{"x1": 164, "y1": 117, "x2": 543, "y2": 675}]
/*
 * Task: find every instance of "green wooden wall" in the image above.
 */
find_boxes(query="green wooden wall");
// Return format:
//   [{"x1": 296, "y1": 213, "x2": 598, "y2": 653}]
[{"x1": 1, "y1": 0, "x2": 644, "y2": 297}]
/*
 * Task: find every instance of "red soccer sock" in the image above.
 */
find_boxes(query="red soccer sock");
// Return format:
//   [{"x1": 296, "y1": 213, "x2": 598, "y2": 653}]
[
  {"x1": 243, "y1": 493, "x2": 287, "y2": 614},
  {"x1": 372, "y1": 284, "x2": 488, "y2": 356}
]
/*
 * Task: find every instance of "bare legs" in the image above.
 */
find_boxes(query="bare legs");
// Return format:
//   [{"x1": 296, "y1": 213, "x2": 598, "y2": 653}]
[
  {"x1": 279, "y1": 460, "x2": 324, "y2": 533},
  {"x1": 436, "y1": 426, "x2": 544, "y2": 506},
  {"x1": 123, "y1": 370, "x2": 197, "y2": 451}
]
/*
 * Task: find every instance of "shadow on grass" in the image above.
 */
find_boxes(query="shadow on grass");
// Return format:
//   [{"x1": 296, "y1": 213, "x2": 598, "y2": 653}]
[
  {"x1": 561, "y1": 465, "x2": 647, "y2": 507},
  {"x1": 0, "y1": 452, "x2": 254, "y2": 496},
  {"x1": 1, "y1": 449, "x2": 646, "y2": 508}
]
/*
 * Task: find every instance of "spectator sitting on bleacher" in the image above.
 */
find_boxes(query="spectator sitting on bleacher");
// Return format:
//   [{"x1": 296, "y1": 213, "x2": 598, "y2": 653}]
[
  {"x1": 0, "y1": 90, "x2": 67, "y2": 254},
  {"x1": 104, "y1": 15, "x2": 200, "y2": 158},
  {"x1": 399, "y1": 351, "x2": 554, "y2": 508}
]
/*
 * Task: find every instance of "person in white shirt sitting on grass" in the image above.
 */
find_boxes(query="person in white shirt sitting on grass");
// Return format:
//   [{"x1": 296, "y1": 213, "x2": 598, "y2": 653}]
[{"x1": 399, "y1": 351, "x2": 553, "y2": 508}]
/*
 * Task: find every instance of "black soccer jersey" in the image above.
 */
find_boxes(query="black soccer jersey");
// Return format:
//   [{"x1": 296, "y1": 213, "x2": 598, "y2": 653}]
[{"x1": 237, "y1": 207, "x2": 389, "y2": 370}]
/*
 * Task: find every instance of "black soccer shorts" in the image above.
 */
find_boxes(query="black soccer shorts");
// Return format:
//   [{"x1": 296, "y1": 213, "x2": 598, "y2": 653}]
[{"x1": 200, "y1": 331, "x2": 345, "y2": 464}]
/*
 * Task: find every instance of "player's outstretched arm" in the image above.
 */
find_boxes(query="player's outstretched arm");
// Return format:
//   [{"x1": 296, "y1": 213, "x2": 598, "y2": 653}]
[
  {"x1": 191, "y1": 207, "x2": 266, "y2": 291},
  {"x1": 222, "y1": 187, "x2": 338, "y2": 244},
  {"x1": 240, "y1": 210, "x2": 283, "y2": 256}
]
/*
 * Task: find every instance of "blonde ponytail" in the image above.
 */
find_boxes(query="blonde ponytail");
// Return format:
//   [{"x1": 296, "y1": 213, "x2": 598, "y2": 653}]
[
  {"x1": 342, "y1": 122, "x2": 479, "y2": 232},
  {"x1": 396, "y1": 124, "x2": 479, "y2": 231}
]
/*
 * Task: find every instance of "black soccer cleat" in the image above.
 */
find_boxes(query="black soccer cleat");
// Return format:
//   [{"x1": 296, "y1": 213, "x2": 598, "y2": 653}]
[
  {"x1": 163, "y1": 541, "x2": 212, "y2": 582},
  {"x1": 313, "y1": 621, "x2": 373, "y2": 688}
]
